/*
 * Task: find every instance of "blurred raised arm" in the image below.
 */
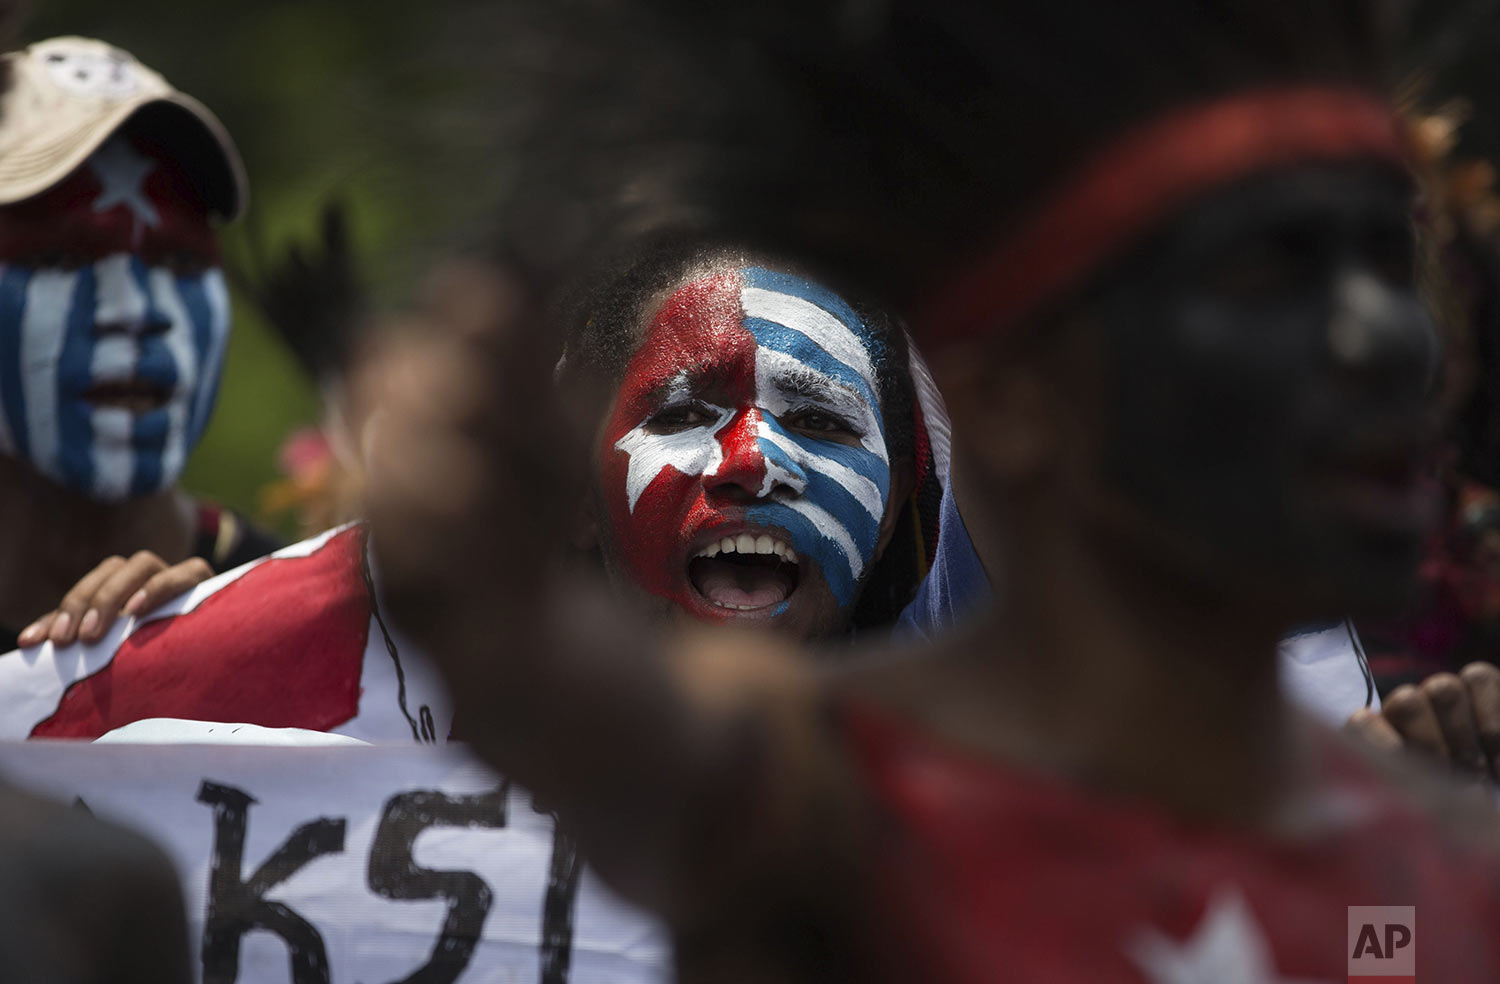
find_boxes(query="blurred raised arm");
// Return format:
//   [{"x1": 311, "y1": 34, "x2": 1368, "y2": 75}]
[{"x1": 362, "y1": 260, "x2": 852, "y2": 917}]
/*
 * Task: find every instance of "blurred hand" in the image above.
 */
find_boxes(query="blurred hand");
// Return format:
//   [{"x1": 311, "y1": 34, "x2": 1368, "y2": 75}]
[
  {"x1": 360, "y1": 259, "x2": 596, "y2": 659},
  {"x1": 17, "y1": 552, "x2": 214, "y2": 648},
  {"x1": 1346, "y1": 662, "x2": 1500, "y2": 781},
  {"x1": 237, "y1": 201, "x2": 362, "y2": 381}
]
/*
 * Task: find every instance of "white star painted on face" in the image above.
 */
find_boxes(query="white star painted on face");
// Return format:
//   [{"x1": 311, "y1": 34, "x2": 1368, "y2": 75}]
[
  {"x1": 88, "y1": 137, "x2": 161, "y2": 230},
  {"x1": 1125, "y1": 889, "x2": 1331, "y2": 984},
  {"x1": 615, "y1": 415, "x2": 728, "y2": 512}
]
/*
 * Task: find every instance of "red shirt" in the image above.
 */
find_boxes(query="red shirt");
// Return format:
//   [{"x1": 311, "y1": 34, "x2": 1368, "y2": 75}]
[{"x1": 845, "y1": 701, "x2": 1500, "y2": 983}]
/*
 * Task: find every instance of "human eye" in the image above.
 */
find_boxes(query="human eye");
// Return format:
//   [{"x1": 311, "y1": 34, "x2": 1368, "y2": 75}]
[
  {"x1": 782, "y1": 406, "x2": 857, "y2": 440},
  {"x1": 647, "y1": 401, "x2": 718, "y2": 432}
]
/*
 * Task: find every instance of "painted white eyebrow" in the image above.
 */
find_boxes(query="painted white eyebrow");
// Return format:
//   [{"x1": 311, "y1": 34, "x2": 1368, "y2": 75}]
[
  {"x1": 756, "y1": 348, "x2": 887, "y2": 462},
  {"x1": 765, "y1": 367, "x2": 868, "y2": 421}
]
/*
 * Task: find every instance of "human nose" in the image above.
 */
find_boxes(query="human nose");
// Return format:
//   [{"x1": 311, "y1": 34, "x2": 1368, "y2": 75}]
[
  {"x1": 705, "y1": 409, "x2": 806, "y2": 499},
  {"x1": 93, "y1": 255, "x2": 171, "y2": 336},
  {"x1": 1326, "y1": 268, "x2": 1439, "y2": 399}
]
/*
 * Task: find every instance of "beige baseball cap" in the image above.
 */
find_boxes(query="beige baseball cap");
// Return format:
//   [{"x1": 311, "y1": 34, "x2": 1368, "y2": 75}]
[{"x1": 0, "y1": 36, "x2": 246, "y2": 220}]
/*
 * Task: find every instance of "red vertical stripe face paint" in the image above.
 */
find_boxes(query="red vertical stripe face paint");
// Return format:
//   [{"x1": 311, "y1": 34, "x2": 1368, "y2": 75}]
[{"x1": 598, "y1": 271, "x2": 759, "y2": 616}]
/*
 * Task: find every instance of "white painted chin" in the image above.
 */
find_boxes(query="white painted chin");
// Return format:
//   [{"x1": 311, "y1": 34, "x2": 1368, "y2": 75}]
[{"x1": 42, "y1": 393, "x2": 196, "y2": 502}]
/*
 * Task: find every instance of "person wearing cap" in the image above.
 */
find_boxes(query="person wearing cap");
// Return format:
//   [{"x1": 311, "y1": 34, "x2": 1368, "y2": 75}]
[
  {"x1": 0, "y1": 31, "x2": 196, "y2": 984},
  {"x1": 0, "y1": 37, "x2": 277, "y2": 652}
]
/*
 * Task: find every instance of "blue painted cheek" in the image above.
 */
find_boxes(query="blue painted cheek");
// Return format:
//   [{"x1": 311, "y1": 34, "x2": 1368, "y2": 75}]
[
  {"x1": 746, "y1": 501, "x2": 862, "y2": 607},
  {"x1": 128, "y1": 408, "x2": 171, "y2": 495},
  {"x1": 747, "y1": 429, "x2": 891, "y2": 610},
  {"x1": 174, "y1": 271, "x2": 225, "y2": 447}
]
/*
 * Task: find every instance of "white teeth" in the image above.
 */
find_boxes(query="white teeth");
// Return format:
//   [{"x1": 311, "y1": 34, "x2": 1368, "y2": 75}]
[
  {"x1": 694, "y1": 534, "x2": 800, "y2": 563},
  {"x1": 712, "y1": 601, "x2": 767, "y2": 611}
]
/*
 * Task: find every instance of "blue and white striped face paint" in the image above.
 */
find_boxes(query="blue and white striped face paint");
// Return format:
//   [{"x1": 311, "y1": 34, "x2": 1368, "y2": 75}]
[
  {"x1": 739, "y1": 267, "x2": 892, "y2": 606},
  {"x1": 601, "y1": 265, "x2": 892, "y2": 629},
  {"x1": 0, "y1": 136, "x2": 229, "y2": 501}
]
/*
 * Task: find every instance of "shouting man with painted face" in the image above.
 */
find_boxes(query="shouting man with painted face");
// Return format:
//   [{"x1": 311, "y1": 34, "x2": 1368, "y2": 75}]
[
  {"x1": 575, "y1": 242, "x2": 936, "y2": 639},
  {"x1": 0, "y1": 37, "x2": 276, "y2": 652}
]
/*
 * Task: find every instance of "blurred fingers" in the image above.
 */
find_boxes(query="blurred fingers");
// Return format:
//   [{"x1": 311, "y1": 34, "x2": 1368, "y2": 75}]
[
  {"x1": 1344, "y1": 707, "x2": 1404, "y2": 753},
  {"x1": 1381, "y1": 684, "x2": 1450, "y2": 761},
  {"x1": 1460, "y1": 662, "x2": 1500, "y2": 781},
  {"x1": 1420, "y1": 672, "x2": 1487, "y2": 775}
]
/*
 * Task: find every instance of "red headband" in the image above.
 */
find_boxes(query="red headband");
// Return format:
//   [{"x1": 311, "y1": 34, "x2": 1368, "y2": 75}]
[{"x1": 918, "y1": 87, "x2": 1408, "y2": 344}]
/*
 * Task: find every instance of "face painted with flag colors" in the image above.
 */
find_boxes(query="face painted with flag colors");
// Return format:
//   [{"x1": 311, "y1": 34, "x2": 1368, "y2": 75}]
[
  {"x1": 0, "y1": 133, "x2": 228, "y2": 501},
  {"x1": 597, "y1": 264, "x2": 896, "y2": 639}
]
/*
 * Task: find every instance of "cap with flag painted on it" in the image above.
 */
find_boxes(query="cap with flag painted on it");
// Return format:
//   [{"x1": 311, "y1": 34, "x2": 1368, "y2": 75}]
[{"x1": 0, "y1": 36, "x2": 246, "y2": 221}]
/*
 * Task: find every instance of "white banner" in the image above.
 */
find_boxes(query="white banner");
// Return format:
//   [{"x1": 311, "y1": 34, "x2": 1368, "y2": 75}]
[{"x1": 0, "y1": 742, "x2": 670, "y2": 984}]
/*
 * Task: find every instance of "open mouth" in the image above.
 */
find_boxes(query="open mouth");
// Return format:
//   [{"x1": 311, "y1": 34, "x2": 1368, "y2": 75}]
[
  {"x1": 82, "y1": 379, "x2": 171, "y2": 414},
  {"x1": 687, "y1": 532, "x2": 800, "y2": 611}
]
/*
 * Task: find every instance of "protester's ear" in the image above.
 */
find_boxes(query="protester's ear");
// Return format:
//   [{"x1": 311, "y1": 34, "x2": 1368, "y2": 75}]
[{"x1": 873, "y1": 459, "x2": 915, "y2": 562}]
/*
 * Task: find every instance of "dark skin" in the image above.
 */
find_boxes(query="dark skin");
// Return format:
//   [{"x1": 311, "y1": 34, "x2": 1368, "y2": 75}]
[
  {"x1": 365, "y1": 164, "x2": 1446, "y2": 966},
  {"x1": 0, "y1": 137, "x2": 224, "y2": 648},
  {"x1": 1347, "y1": 661, "x2": 1500, "y2": 781},
  {"x1": 0, "y1": 458, "x2": 202, "y2": 645},
  {"x1": 17, "y1": 209, "x2": 365, "y2": 649},
  {"x1": 16, "y1": 543, "x2": 211, "y2": 647},
  {"x1": 0, "y1": 780, "x2": 192, "y2": 984}
]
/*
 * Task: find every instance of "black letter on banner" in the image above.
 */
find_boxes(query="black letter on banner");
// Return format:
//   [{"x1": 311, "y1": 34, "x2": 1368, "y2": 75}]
[
  {"x1": 539, "y1": 827, "x2": 582, "y2": 984},
  {"x1": 197, "y1": 780, "x2": 347, "y2": 984},
  {"x1": 368, "y1": 785, "x2": 509, "y2": 984}
]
